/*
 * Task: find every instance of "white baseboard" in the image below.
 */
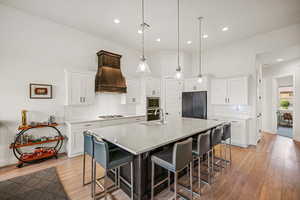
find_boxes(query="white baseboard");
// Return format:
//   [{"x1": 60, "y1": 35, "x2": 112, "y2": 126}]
[{"x1": 0, "y1": 158, "x2": 17, "y2": 168}]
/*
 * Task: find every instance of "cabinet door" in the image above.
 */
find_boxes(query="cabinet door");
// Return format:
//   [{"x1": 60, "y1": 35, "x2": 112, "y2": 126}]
[
  {"x1": 211, "y1": 79, "x2": 227, "y2": 104},
  {"x1": 146, "y1": 78, "x2": 161, "y2": 97},
  {"x1": 126, "y1": 79, "x2": 140, "y2": 104},
  {"x1": 227, "y1": 77, "x2": 248, "y2": 105},
  {"x1": 230, "y1": 121, "x2": 247, "y2": 147},
  {"x1": 68, "y1": 72, "x2": 95, "y2": 106},
  {"x1": 83, "y1": 75, "x2": 95, "y2": 105},
  {"x1": 165, "y1": 79, "x2": 183, "y2": 120},
  {"x1": 184, "y1": 78, "x2": 208, "y2": 92},
  {"x1": 70, "y1": 73, "x2": 86, "y2": 105},
  {"x1": 72, "y1": 131, "x2": 84, "y2": 155}
]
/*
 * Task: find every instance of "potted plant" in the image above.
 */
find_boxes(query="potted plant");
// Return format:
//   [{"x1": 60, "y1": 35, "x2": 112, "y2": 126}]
[{"x1": 280, "y1": 100, "x2": 290, "y2": 109}]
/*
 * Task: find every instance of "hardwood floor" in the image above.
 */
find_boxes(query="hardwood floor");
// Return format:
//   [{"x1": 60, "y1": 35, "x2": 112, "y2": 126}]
[{"x1": 1, "y1": 133, "x2": 300, "y2": 200}]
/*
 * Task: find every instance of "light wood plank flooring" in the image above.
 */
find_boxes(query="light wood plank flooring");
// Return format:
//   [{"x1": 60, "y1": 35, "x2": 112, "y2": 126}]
[{"x1": 1, "y1": 133, "x2": 300, "y2": 200}]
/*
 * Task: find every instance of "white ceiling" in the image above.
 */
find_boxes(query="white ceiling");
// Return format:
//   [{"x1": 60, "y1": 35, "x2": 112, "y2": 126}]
[
  {"x1": 258, "y1": 45, "x2": 300, "y2": 65},
  {"x1": 1, "y1": 0, "x2": 300, "y2": 52}
]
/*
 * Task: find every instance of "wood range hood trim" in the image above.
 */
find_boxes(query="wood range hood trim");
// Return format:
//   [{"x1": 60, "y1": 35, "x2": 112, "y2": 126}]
[{"x1": 95, "y1": 50, "x2": 127, "y2": 93}]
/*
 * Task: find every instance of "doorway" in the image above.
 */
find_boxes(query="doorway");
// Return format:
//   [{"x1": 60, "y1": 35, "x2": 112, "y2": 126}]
[{"x1": 276, "y1": 75, "x2": 294, "y2": 138}]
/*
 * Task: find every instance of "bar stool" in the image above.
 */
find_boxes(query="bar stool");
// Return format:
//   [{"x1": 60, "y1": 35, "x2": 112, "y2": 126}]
[
  {"x1": 192, "y1": 131, "x2": 211, "y2": 194},
  {"x1": 210, "y1": 127, "x2": 223, "y2": 176},
  {"x1": 151, "y1": 138, "x2": 193, "y2": 200},
  {"x1": 92, "y1": 136, "x2": 134, "y2": 200},
  {"x1": 221, "y1": 123, "x2": 232, "y2": 166},
  {"x1": 83, "y1": 131, "x2": 94, "y2": 186}
]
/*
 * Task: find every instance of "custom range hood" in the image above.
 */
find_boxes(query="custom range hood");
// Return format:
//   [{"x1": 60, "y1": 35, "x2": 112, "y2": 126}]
[{"x1": 95, "y1": 50, "x2": 127, "y2": 93}]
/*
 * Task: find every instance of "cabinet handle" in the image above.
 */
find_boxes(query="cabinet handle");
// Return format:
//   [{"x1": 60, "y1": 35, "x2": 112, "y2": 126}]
[
  {"x1": 85, "y1": 124, "x2": 92, "y2": 127},
  {"x1": 83, "y1": 97, "x2": 86, "y2": 103},
  {"x1": 228, "y1": 98, "x2": 230, "y2": 103},
  {"x1": 80, "y1": 97, "x2": 82, "y2": 103},
  {"x1": 225, "y1": 98, "x2": 227, "y2": 103}
]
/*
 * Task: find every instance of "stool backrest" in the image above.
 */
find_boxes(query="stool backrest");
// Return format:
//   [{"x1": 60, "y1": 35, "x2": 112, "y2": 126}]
[
  {"x1": 83, "y1": 131, "x2": 94, "y2": 156},
  {"x1": 211, "y1": 127, "x2": 223, "y2": 147},
  {"x1": 196, "y1": 131, "x2": 211, "y2": 156},
  {"x1": 222, "y1": 123, "x2": 231, "y2": 141},
  {"x1": 173, "y1": 138, "x2": 193, "y2": 171},
  {"x1": 93, "y1": 136, "x2": 110, "y2": 169}
]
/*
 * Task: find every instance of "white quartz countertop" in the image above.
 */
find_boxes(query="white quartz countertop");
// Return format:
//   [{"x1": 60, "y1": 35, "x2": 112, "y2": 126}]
[
  {"x1": 65, "y1": 115, "x2": 146, "y2": 124},
  {"x1": 89, "y1": 118, "x2": 223, "y2": 155},
  {"x1": 209, "y1": 115, "x2": 252, "y2": 121}
]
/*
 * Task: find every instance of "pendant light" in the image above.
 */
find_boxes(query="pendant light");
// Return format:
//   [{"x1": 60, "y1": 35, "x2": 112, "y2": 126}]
[
  {"x1": 136, "y1": 0, "x2": 151, "y2": 74},
  {"x1": 197, "y1": 17, "x2": 203, "y2": 83},
  {"x1": 175, "y1": 0, "x2": 183, "y2": 79}
]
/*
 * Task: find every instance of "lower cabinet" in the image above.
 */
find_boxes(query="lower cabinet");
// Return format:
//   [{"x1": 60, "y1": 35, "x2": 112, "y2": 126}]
[
  {"x1": 230, "y1": 120, "x2": 249, "y2": 148},
  {"x1": 71, "y1": 131, "x2": 84, "y2": 156},
  {"x1": 66, "y1": 116, "x2": 146, "y2": 157}
]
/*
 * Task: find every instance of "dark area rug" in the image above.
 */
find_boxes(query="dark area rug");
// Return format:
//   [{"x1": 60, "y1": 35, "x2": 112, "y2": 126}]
[{"x1": 0, "y1": 167, "x2": 69, "y2": 200}]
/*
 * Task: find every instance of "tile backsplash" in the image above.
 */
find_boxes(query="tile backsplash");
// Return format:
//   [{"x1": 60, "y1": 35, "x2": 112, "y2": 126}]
[
  {"x1": 211, "y1": 105, "x2": 253, "y2": 118},
  {"x1": 65, "y1": 93, "x2": 137, "y2": 121}
]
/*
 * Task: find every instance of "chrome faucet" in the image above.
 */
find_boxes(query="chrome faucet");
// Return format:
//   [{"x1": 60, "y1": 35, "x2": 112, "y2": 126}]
[{"x1": 154, "y1": 108, "x2": 165, "y2": 124}]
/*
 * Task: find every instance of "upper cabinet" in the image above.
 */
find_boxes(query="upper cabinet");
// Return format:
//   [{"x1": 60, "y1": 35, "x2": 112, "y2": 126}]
[
  {"x1": 183, "y1": 77, "x2": 208, "y2": 92},
  {"x1": 65, "y1": 70, "x2": 95, "y2": 106},
  {"x1": 123, "y1": 79, "x2": 141, "y2": 104},
  {"x1": 211, "y1": 76, "x2": 248, "y2": 105},
  {"x1": 146, "y1": 77, "x2": 161, "y2": 97}
]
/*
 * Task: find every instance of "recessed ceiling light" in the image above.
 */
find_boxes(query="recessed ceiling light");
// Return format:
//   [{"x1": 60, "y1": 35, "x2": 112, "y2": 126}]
[
  {"x1": 203, "y1": 34, "x2": 208, "y2": 39},
  {"x1": 187, "y1": 40, "x2": 192, "y2": 44},
  {"x1": 222, "y1": 26, "x2": 229, "y2": 31},
  {"x1": 138, "y1": 29, "x2": 143, "y2": 34},
  {"x1": 113, "y1": 19, "x2": 120, "y2": 24},
  {"x1": 276, "y1": 58, "x2": 284, "y2": 62},
  {"x1": 156, "y1": 38, "x2": 161, "y2": 42}
]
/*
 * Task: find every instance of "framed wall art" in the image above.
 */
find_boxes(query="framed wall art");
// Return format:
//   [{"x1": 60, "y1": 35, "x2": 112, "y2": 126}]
[{"x1": 29, "y1": 83, "x2": 52, "y2": 99}]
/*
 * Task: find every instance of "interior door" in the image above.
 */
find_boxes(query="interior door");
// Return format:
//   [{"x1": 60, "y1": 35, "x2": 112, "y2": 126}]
[{"x1": 164, "y1": 78, "x2": 183, "y2": 120}]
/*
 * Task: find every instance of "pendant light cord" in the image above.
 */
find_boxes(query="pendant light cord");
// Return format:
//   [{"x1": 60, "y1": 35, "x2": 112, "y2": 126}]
[
  {"x1": 142, "y1": 0, "x2": 145, "y2": 60},
  {"x1": 198, "y1": 17, "x2": 202, "y2": 76},
  {"x1": 177, "y1": 0, "x2": 180, "y2": 70}
]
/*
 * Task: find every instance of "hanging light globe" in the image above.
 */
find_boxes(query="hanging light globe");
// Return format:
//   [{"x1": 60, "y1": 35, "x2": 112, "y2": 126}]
[{"x1": 137, "y1": 57, "x2": 151, "y2": 74}]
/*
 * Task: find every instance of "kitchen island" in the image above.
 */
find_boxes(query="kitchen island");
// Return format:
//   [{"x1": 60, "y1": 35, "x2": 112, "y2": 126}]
[{"x1": 89, "y1": 118, "x2": 223, "y2": 200}]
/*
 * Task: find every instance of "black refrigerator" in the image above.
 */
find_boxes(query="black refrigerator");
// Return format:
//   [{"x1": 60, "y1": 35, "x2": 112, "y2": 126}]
[{"x1": 182, "y1": 91, "x2": 207, "y2": 119}]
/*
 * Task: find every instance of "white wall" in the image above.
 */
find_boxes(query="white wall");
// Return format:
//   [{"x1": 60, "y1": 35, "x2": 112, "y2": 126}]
[
  {"x1": 261, "y1": 59, "x2": 300, "y2": 135},
  {"x1": 277, "y1": 76, "x2": 293, "y2": 87},
  {"x1": 192, "y1": 23, "x2": 300, "y2": 144},
  {"x1": 148, "y1": 51, "x2": 193, "y2": 78},
  {"x1": 0, "y1": 4, "x2": 140, "y2": 167}
]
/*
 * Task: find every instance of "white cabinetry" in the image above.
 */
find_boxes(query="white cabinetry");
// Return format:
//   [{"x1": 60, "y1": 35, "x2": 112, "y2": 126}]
[
  {"x1": 123, "y1": 79, "x2": 140, "y2": 104},
  {"x1": 230, "y1": 120, "x2": 248, "y2": 148},
  {"x1": 211, "y1": 76, "x2": 248, "y2": 105},
  {"x1": 65, "y1": 70, "x2": 95, "y2": 106},
  {"x1": 146, "y1": 77, "x2": 161, "y2": 97},
  {"x1": 66, "y1": 116, "x2": 146, "y2": 157},
  {"x1": 184, "y1": 77, "x2": 208, "y2": 92}
]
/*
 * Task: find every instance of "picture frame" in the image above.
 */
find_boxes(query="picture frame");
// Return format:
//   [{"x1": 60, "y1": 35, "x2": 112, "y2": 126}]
[{"x1": 29, "y1": 83, "x2": 52, "y2": 99}]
